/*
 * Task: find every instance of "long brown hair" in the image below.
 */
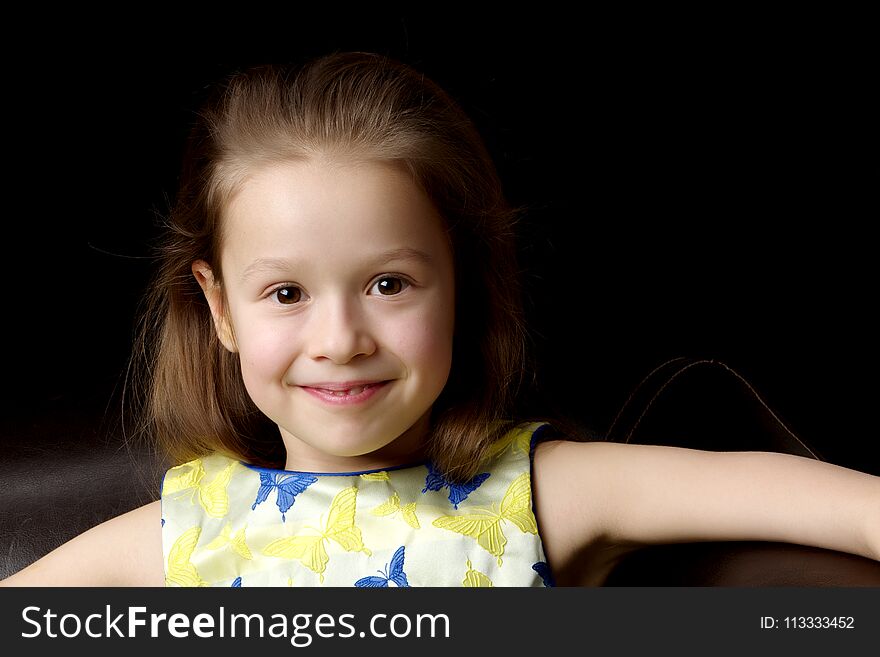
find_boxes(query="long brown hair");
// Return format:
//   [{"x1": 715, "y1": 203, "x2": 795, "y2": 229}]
[{"x1": 130, "y1": 51, "x2": 550, "y2": 482}]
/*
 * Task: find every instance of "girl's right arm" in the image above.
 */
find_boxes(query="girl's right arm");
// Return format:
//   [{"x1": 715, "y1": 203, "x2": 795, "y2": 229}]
[{"x1": 0, "y1": 500, "x2": 165, "y2": 587}]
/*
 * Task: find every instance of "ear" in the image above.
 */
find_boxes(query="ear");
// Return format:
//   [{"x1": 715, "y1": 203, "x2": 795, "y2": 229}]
[{"x1": 192, "y1": 260, "x2": 238, "y2": 353}]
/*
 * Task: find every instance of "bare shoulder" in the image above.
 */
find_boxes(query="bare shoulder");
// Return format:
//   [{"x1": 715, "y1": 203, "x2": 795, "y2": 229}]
[
  {"x1": 531, "y1": 440, "x2": 628, "y2": 579},
  {"x1": 0, "y1": 500, "x2": 165, "y2": 587},
  {"x1": 532, "y1": 439, "x2": 627, "y2": 537}
]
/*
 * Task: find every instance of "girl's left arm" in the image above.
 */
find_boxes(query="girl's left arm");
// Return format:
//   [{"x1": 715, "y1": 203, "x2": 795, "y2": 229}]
[{"x1": 533, "y1": 441, "x2": 880, "y2": 571}]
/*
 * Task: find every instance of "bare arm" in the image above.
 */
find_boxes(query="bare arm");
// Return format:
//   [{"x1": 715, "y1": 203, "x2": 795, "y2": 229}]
[
  {"x1": 534, "y1": 440, "x2": 880, "y2": 578},
  {"x1": 0, "y1": 500, "x2": 165, "y2": 587}
]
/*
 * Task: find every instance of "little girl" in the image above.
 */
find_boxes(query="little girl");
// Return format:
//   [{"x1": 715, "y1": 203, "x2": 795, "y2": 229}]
[{"x1": 2, "y1": 52, "x2": 877, "y2": 587}]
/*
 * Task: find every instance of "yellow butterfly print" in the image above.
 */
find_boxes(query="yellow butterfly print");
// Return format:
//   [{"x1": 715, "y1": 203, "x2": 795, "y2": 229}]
[
  {"x1": 462, "y1": 558, "x2": 493, "y2": 587},
  {"x1": 204, "y1": 522, "x2": 253, "y2": 560},
  {"x1": 371, "y1": 492, "x2": 420, "y2": 529},
  {"x1": 359, "y1": 471, "x2": 390, "y2": 482},
  {"x1": 166, "y1": 526, "x2": 209, "y2": 587},
  {"x1": 163, "y1": 459, "x2": 236, "y2": 518},
  {"x1": 261, "y1": 486, "x2": 372, "y2": 583},
  {"x1": 432, "y1": 472, "x2": 537, "y2": 566},
  {"x1": 485, "y1": 425, "x2": 532, "y2": 460},
  {"x1": 162, "y1": 460, "x2": 202, "y2": 493}
]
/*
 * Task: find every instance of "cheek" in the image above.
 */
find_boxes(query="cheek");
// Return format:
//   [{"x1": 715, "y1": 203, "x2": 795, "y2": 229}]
[
  {"x1": 390, "y1": 307, "x2": 454, "y2": 370},
  {"x1": 235, "y1": 322, "x2": 295, "y2": 382}
]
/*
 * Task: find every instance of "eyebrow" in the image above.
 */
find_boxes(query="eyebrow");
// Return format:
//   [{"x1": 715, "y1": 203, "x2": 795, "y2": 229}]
[{"x1": 241, "y1": 247, "x2": 434, "y2": 282}]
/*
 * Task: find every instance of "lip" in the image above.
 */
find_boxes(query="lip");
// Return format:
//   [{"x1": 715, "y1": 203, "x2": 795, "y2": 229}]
[{"x1": 299, "y1": 380, "x2": 391, "y2": 406}]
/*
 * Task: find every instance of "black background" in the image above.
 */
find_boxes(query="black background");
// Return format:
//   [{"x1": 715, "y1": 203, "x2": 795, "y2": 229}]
[{"x1": 2, "y1": 14, "x2": 877, "y2": 473}]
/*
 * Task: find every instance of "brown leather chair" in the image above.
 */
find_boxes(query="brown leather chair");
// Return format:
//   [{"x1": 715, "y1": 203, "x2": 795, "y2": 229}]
[{"x1": 0, "y1": 388, "x2": 164, "y2": 580}]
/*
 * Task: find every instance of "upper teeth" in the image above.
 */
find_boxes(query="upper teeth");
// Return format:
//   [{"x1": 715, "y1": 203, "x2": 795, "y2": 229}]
[{"x1": 325, "y1": 385, "x2": 369, "y2": 396}]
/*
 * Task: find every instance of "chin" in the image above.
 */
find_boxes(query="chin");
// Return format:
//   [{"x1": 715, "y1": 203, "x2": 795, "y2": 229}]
[{"x1": 311, "y1": 428, "x2": 393, "y2": 457}]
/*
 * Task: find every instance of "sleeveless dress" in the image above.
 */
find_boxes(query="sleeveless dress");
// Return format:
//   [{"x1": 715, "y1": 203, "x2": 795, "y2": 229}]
[{"x1": 160, "y1": 421, "x2": 555, "y2": 587}]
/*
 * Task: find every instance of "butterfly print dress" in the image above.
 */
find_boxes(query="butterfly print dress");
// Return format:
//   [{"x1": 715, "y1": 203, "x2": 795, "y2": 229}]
[{"x1": 160, "y1": 421, "x2": 555, "y2": 587}]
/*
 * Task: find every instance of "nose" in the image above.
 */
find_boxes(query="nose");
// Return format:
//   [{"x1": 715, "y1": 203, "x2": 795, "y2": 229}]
[{"x1": 304, "y1": 294, "x2": 377, "y2": 364}]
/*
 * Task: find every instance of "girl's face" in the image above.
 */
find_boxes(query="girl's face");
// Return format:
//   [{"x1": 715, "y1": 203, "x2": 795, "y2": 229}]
[{"x1": 193, "y1": 157, "x2": 456, "y2": 473}]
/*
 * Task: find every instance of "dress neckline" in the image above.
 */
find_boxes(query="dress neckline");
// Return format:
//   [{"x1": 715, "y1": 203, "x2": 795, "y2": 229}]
[{"x1": 238, "y1": 457, "x2": 430, "y2": 478}]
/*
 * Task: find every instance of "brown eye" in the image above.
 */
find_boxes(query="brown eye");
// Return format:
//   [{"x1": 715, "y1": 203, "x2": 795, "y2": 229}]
[
  {"x1": 274, "y1": 286, "x2": 302, "y2": 304},
  {"x1": 373, "y1": 276, "x2": 409, "y2": 296}
]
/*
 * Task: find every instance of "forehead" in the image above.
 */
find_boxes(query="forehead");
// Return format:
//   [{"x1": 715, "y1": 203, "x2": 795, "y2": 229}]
[{"x1": 220, "y1": 158, "x2": 450, "y2": 274}]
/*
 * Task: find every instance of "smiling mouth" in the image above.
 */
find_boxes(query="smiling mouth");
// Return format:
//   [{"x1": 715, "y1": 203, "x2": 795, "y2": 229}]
[{"x1": 300, "y1": 381, "x2": 391, "y2": 404}]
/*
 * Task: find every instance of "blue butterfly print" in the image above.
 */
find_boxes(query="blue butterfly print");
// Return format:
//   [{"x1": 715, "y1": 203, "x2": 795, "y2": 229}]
[
  {"x1": 532, "y1": 561, "x2": 555, "y2": 587},
  {"x1": 251, "y1": 471, "x2": 318, "y2": 521},
  {"x1": 231, "y1": 577, "x2": 242, "y2": 588},
  {"x1": 421, "y1": 461, "x2": 490, "y2": 508},
  {"x1": 161, "y1": 518, "x2": 165, "y2": 527},
  {"x1": 355, "y1": 546, "x2": 410, "y2": 588}
]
